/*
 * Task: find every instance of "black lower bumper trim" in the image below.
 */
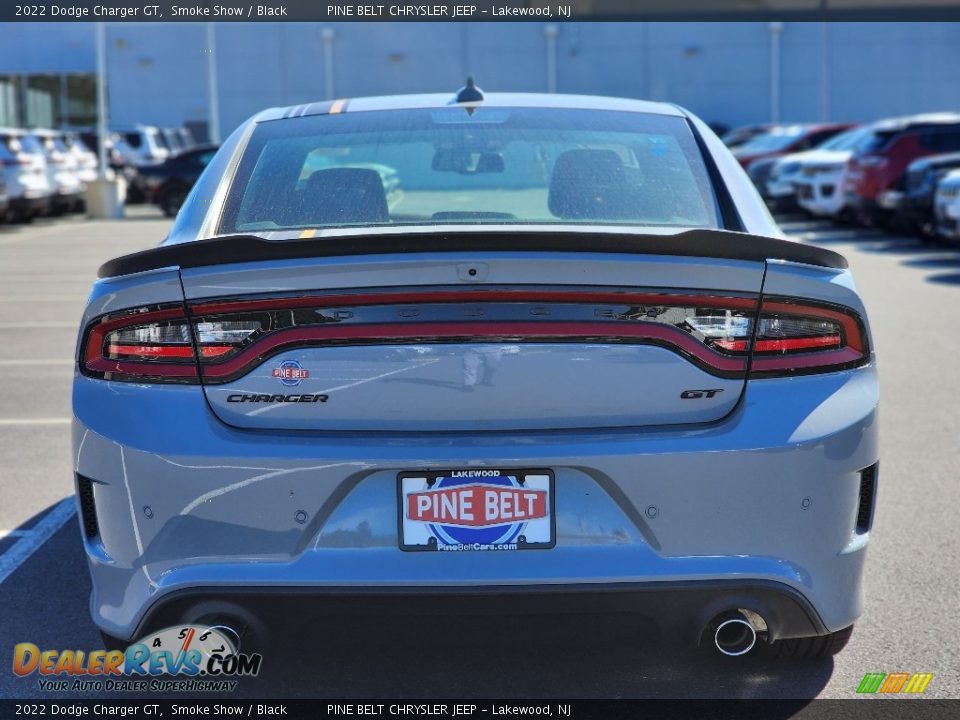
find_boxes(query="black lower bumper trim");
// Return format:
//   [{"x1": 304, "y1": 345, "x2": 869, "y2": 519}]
[
  {"x1": 128, "y1": 579, "x2": 828, "y2": 645},
  {"x1": 9, "y1": 196, "x2": 50, "y2": 215}
]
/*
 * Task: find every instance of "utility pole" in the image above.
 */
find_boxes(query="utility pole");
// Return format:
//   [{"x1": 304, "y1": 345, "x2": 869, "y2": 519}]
[{"x1": 206, "y1": 23, "x2": 221, "y2": 144}]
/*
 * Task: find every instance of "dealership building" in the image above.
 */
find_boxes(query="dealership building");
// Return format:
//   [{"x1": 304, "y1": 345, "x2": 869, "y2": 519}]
[{"x1": 0, "y1": 20, "x2": 958, "y2": 140}]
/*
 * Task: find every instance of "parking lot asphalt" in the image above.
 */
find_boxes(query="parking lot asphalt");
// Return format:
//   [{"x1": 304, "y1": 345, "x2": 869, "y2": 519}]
[{"x1": 1, "y1": 208, "x2": 958, "y2": 700}]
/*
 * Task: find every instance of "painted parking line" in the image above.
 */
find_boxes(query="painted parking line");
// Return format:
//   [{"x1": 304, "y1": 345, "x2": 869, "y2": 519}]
[
  {"x1": 0, "y1": 498, "x2": 76, "y2": 586},
  {"x1": 0, "y1": 418, "x2": 72, "y2": 426}
]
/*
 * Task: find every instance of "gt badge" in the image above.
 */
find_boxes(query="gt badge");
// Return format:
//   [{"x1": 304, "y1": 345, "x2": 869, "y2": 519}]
[{"x1": 681, "y1": 389, "x2": 724, "y2": 399}]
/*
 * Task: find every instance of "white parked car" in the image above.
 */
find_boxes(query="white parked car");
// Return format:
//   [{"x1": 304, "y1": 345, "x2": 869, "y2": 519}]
[
  {"x1": 933, "y1": 168, "x2": 960, "y2": 244},
  {"x1": 794, "y1": 126, "x2": 876, "y2": 220},
  {"x1": 62, "y1": 131, "x2": 99, "y2": 185},
  {"x1": 30, "y1": 129, "x2": 85, "y2": 214},
  {"x1": 0, "y1": 127, "x2": 53, "y2": 221},
  {"x1": 112, "y1": 125, "x2": 172, "y2": 166},
  {"x1": 0, "y1": 166, "x2": 8, "y2": 221}
]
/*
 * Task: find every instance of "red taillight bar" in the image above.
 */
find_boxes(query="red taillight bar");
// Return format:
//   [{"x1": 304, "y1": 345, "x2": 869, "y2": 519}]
[
  {"x1": 79, "y1": 291, "x2": 869, "y2": 384},
  {"x1": 105, "y1": 344, "x2": 233, "y2": 360},
  {"x1": 195, "y1": 321, "x2": 749, "y2": 382},
  {"x1": 715, "y1": 335, "x2": 842, "y2": 353}
]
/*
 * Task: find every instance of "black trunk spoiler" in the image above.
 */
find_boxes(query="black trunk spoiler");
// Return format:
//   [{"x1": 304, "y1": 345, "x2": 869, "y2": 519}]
[{"x1": 98, "y1": 229, "x2": 847, "y2": 279}]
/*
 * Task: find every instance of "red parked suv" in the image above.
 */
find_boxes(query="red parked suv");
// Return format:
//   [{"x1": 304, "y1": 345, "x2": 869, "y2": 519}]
[{"x1": 845, "y1": 113, "x2": 960, "y2": 226}]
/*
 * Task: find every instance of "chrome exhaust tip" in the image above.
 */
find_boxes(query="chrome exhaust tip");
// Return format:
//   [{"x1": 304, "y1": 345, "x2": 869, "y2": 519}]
[{"x1": 711, "y1": 612, "x2": 760, "y2": 657}]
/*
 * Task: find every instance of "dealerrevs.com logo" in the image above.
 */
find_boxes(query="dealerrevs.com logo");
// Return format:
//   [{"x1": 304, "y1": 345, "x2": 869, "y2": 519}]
[{"x1": 13, "y1": 625, "x2": 262, "y2": 693}]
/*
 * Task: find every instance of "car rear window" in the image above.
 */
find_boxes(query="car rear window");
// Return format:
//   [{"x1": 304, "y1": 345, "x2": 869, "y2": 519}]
[
  {"x1": 151, "y1": 130, "x2": 170, "y2": 150},
  {"x1": 854, "y1": 129, "x2": 899, "y2": 153},
  {"x1": 735, "y1": 125, "x2": 810, "y2": 153},
  {"x1": 17, "y1": 135, "x2": 44, "y2": 154},
  {"x1": 220, "y1": 107, "x2": 720, "y2": 233},
  {"x1": 817, "y1": 126, "x2": 868, "y2": 151}
]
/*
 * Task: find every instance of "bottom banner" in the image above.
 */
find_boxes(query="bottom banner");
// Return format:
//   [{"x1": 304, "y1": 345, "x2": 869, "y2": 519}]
[{"x1": 0, "y1": 700, "x2": 958, "y2": 720}]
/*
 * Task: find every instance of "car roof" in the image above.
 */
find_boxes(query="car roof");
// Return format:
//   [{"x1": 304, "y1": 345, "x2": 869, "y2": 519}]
[
  {"x1": 911, "y1": 151, "x2": 960, "y2": 168},
  {"x1": 170, "y1": 144, "x2": 219, "y2": 157},
  {"x1": 254, "y1": 92, "x2": 688, "y2": 123},
  {"x1": 873, "y1": 112, "x2": 960, "y2": 131}
]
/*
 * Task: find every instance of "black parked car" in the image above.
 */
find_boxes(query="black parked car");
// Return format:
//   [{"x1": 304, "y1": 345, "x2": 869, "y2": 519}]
[
  {"x1": 135, "y1": 145, "x2": 218, "y2": 217},
  {"x1": 890, "y1": 151, "x2": 960, "y2": 238}
]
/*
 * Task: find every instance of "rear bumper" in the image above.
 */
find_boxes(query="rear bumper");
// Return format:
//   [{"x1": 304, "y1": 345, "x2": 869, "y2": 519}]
[
  {"x1": 9, "y1": 194, "x2": 51, "y2": 216},
  {"x1": 132, "y1": 579, "x2": 828, "y2": 648},
  {"x1": 846, "y1": 195, "x2": 891, "y2": 224},
  {"x1": 796, "y1": 180, "x2": 845, "y2": 216},
  {"x1": 73, "y1": 366, "x2": 879, "y2": 641},
  {"x1": 897, "y1": 196, "x2": 933, "y2": 226},
  {"x1": 934, "y1": 215, "x2": 960, "y2": 241},
  {"x1": 51, "y1": 190, "x2": 82, "y2": 210}
]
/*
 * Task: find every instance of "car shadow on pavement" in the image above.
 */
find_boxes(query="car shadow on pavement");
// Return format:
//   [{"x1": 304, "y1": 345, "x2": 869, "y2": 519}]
[
  {"x1": 899, "y1": 254, "x2": 960, "y2": 269},
  {"x1": 0, "y1": 503, "x2": 833, "y2": 705},
  {"x1": 924, "y1": 272, "x2": 960, "y2": 286},
  {"x1": 247, "y1": 612, "x2": 834, "y2": 703}
]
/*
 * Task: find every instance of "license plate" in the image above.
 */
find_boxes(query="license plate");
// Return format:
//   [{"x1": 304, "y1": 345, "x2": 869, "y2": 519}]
[{"x1": 398, "y1": 469, "x2": 555, "y2": 552}]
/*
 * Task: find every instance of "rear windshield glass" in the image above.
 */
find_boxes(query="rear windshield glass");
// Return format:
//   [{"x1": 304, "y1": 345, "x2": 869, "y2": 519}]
[
  {"x1": 17, "y1": 135, "x2": 44, "y2": 154},
  {"x1": 151, "y1": 130, "x2": 170, "y2": 150},
  {"x1": 220, "y1": 107, "x2": 720, "y2": 233},
  {"x1": 854, "y1": 129, "x2": 899, "y2": 153},
  {"x1": 736, "y1": 125, "x2": 809, "y2": 153},
  {"x1": 817, "y1": 126, "x2": 868, "y2": 151}
]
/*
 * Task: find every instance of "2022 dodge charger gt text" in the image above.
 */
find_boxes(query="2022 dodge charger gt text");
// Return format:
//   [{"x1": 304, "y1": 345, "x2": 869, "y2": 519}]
[{"x1": 73, "y1": 88, "x2": 878, "y2": 659}]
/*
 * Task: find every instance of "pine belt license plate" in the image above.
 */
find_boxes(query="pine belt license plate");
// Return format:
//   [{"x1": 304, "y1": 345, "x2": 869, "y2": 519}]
[{"x1": 398, "y1": 469, "x2": 555, "y2": 552}]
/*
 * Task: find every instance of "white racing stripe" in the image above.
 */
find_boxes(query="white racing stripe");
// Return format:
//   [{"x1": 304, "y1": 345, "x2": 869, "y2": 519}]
[{"x1": 0, "y1": 498, "x2": 76, "y2": 585}]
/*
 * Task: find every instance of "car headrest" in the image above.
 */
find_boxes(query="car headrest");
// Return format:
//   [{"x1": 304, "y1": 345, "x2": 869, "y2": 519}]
[
  {"x1": 290, "y1": 167, "x2": 389, "y2": 226},
  {"x1": 548, "y1": 149, "x2": 637, "y2": 220}
]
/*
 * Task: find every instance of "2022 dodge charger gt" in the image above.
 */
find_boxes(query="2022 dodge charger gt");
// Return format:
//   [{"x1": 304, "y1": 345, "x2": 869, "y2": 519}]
[{"x1": 73, "y1": 88, "x2": 878, "y2": 659}]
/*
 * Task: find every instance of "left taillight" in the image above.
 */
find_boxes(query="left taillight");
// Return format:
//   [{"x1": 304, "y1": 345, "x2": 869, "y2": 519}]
[
  {"x1": 80, "y1": 304, "x2": 260, "y2": 383},
  {"x1": 81, "y1": 305, "x2": 198, "y2": 383}
]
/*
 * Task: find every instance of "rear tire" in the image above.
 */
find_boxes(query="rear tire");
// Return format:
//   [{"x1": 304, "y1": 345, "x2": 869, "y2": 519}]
[
  {"x1": 159, "y1": 185, "x2": 188, "y2": 218},
  {"x1": 99, "y1": 630, "x2": 129, "y2": 653},
  {"x1": 764, "y1": 624, "x2": 854, "y2": 659}
]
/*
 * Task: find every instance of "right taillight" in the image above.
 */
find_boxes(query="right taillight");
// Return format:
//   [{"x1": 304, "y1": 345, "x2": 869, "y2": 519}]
[{"x1": 744, "y1": 298, "x2": 869, "y2": 376}]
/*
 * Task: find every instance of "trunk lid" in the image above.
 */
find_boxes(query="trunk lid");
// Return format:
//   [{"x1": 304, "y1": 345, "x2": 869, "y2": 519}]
[{"x1": 180, "y1": 251, "x2": 764, "y2": 432}]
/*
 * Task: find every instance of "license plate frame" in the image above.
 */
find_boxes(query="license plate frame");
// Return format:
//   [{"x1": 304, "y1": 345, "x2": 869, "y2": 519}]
[{"x1": 397, "y1": 468, "x2": 556, "y2": 552}]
